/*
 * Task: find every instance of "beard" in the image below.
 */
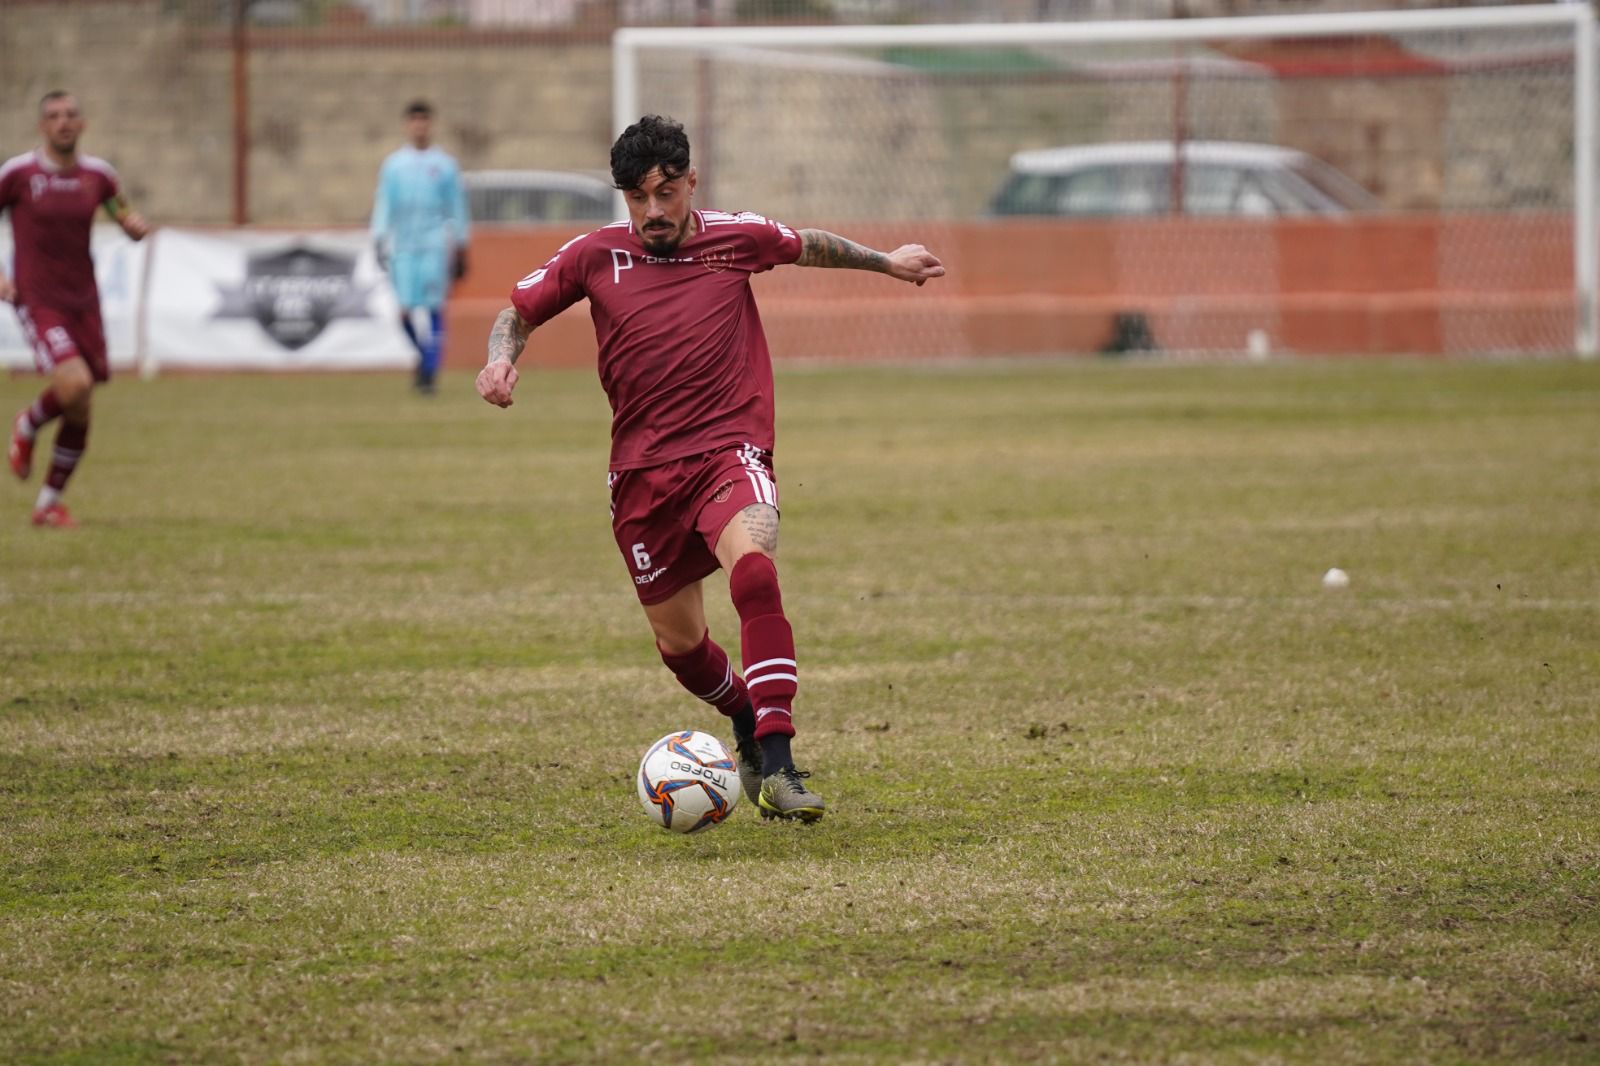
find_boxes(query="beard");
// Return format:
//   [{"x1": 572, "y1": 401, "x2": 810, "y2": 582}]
[{"x1": 640, "y1": 220, "x2": 685, "y2": 255}]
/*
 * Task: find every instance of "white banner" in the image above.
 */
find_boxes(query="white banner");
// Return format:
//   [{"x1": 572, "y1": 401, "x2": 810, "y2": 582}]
[
  {"x1": 144, "y1": 229, "x2": 409, "y2": 371},
  {"x1": 0, "y1": 223, "x2": 144, "y2": 373},
  {"x1": 1, "y1": 226, "x2": 412, "y2": 373}
]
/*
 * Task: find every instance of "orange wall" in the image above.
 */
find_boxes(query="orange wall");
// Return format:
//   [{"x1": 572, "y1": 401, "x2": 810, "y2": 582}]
[{"x1": 445, "y1": 214, "x2": 1576, "y2": 367}]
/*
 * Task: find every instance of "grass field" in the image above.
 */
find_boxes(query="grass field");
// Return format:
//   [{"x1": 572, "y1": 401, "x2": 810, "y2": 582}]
[{"x1": 2, "y1": 359, "x2": 1598, "y2": 1064}]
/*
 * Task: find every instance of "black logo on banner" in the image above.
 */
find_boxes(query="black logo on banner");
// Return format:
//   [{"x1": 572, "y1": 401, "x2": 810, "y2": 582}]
[{"x1": 214, "y1": 245, "x2": 374, "y2": 350}]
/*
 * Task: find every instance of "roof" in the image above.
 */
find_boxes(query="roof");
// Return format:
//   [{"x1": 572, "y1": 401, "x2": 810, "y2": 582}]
[
  {"x1": 462, "y1": 169, "x2": 612, "y2": 194},
  {"x1": 1008, "y1": 141, "x2": 1309, "y2": 174}
]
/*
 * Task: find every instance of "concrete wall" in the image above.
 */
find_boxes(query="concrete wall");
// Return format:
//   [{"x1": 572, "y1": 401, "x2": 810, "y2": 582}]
[
  {"x1": 1, "y1": 2, "x2": 617, "y2": 224},
  {"x1": 448, "y1": 215, "x2": 1579, "y2": 365}
]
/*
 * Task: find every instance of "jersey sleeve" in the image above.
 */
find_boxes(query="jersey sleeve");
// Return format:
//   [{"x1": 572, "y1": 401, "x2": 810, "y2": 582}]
[
  {"x1": 744, "y1": 214, "x2": 803, "y2": 272},
  {"x1": 97, "y1": 166, "x2": 125, "y2": 218},
  {"x1": 369, "y1": 158, "x2": 393, "y2": 246},
  {"x1": 509, "y1": 233, "x2": 590, "y2": 328},
  {"x1": 0, "y1": 167, "x2": 16, "y2": 214}
]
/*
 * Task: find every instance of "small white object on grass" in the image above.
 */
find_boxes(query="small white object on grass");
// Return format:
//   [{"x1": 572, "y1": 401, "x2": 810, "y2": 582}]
[
  {"x1": 1247, "y1": 329, "x2": 1271, "y2": 362},
  {"x1": 1322, "y1": 567, "x2": 1350, "y2": 589}
]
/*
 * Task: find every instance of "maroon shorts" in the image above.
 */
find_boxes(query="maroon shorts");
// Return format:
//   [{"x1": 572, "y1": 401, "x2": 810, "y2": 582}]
[
  {"x1": 609, "y1": 443, "x2": 779, "y2": 605},
  {"x1": 16, "y1": 302, "x2": 109, "y2": 382}
]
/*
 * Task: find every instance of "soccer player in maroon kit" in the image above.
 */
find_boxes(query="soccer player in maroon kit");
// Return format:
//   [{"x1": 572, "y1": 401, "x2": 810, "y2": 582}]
[
  {"x1": 2, "y1": 91, "x2": 149, "y2": 528},
  {"x1": 477, "y1": 116, "x2": 944, "y2": 821}
]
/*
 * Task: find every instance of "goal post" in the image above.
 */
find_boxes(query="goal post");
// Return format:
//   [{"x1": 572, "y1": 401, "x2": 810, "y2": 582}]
[{"x1": 615, "y1": 4, "x2": 1597, "y2": 360}]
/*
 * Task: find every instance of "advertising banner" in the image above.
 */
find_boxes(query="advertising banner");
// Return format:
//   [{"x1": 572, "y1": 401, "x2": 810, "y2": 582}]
[
  {"x1": 144, "y1": 229, "x2": 409, "y2": 371},
  {"x1": 1, "y1": 227, "x2": 412, "y2": 373}
]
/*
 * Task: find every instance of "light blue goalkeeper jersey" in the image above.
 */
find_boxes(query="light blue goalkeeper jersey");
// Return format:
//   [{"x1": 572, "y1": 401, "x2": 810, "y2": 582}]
[{"x1": 370, "y1": 144, "x2": 469, "y2": 309}]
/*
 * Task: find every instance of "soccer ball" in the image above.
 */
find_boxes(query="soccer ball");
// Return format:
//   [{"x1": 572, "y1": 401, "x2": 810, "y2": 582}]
[{"x1": 636, "y1": 730, "x2": 740, "y2": 833}]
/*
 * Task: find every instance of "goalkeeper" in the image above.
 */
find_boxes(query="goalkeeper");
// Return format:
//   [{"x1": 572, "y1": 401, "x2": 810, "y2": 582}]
[{"x1": 371, "y1": 99, "x2": 470, "y2": 395}]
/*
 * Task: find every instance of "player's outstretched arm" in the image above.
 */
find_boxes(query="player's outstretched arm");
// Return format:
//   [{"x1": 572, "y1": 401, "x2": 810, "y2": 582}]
[
  {"x1": 477, "y1": 306, "x2": 532, "y2": 408},
  {"x1": 796, "y1": 229, "x2": 945, "y2": 286}
]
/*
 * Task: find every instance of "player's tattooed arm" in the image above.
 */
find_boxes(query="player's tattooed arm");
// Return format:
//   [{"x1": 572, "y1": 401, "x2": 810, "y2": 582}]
[
  {"x1": 478, "y1": 307, "x2": 530, "y2": 408},
  {"x1": 487, "y1": 306, "x2": 532, "y2": 366},
  {"x1": 796, "y1": 229, "x2": 889, "y2": 272},
  {"x1": 797, "y1": 230, "x2": 946, "y2": 286}
]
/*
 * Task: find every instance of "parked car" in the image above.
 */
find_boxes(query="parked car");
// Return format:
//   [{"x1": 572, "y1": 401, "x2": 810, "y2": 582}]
[
  {"x1": 463, "y1": 169, "x2": 616, "y2": 225},
  {"x1": 987, "y1": 141, "x2": 1380, "y2": 218}
]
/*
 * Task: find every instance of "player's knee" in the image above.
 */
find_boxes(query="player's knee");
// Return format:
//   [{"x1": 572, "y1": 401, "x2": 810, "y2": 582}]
[
  {"x1": 729, "y1": 552, "x2": 783, "y2": 616},
  {"x1": 654, "y1": 627, "x2": 703, "y2": 657},
  {"x1": 648, "y1": 607, "x2": 707, "y2": 656},
  {"x1": 54, "y1": 363, "x2": 94, "y2": 410}
]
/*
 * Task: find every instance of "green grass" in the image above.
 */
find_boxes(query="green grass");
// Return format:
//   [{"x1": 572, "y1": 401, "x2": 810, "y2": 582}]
[{"x1": 2, "y1": 359, "x2": 1597, "y2": 1064}]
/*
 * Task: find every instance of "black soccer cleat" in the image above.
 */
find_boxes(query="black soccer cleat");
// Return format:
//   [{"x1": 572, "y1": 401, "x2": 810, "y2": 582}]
[{"x1": 758, "y1": 767, "x2": 825, "y2": 823}]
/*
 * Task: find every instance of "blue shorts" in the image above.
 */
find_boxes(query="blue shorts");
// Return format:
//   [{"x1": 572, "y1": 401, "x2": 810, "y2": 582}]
[{"x1": 389, "y1": 249, "x2": 449, "y2": 309}]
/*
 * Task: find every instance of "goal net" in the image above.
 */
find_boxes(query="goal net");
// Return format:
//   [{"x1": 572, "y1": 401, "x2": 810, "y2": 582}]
[{"x1": 616, "y1": 5, "x2": 1596, "y2": 360}]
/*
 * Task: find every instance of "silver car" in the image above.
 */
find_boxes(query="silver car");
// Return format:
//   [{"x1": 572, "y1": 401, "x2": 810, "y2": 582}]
[
  {"x1": 463, "y1": 170, "x2": 616, "y2": 225},
  {"x1": 988, "y1": 141, "x2": 1380, "y2": 218}
]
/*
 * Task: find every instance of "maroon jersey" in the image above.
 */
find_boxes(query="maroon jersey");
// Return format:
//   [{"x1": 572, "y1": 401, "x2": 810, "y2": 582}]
[
  {"x1": 510, "y1": 209, "x2": 804, "y2": 471},
  {"x1": 0, "y1": 150, "x2": 122, "y2": 312}
]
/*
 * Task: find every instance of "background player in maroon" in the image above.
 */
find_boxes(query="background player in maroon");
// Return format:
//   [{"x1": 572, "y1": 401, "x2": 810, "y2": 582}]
[
  {"x1": 1, "y1": 91, "x2": 149, "y2": 528},
  {"x1": 476, "y1": 115, "x2": 943, "y2": 822}
]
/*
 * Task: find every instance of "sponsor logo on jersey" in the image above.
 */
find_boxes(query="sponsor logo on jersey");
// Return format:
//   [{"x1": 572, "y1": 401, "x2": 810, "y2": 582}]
[
  {"x1": 212, "y1": 245, "x2": 375, "y2": 350},
  {"x1": 30, "y1": 174, "x2": 85, "y2": 200},
  {"x1": 702, "y1": 245, "x2": 735, "y2": 273},
  {"x1": 634, "y1": 565, "x2": 669, "y2": 586}
]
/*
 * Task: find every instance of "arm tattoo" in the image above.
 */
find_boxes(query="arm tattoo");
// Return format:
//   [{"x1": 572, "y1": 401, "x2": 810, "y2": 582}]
[
  {"x1": 736, "y1": 504, "x2": 780, "y2": 554},
  {"x1": 797, "y1": 229, "x2": 889, "y2": 273},
  {"x1": 487, "y1": 307, "x2": 531, "y2": 366}
]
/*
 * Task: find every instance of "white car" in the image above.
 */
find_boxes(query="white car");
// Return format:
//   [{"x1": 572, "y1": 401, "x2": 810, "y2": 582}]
[
  {"x1": 463, "y1": 169, "x2": 616, "y2": 225},
  {"x1": 988, "y1": 141, "x2": 1381, "y2": 218}
]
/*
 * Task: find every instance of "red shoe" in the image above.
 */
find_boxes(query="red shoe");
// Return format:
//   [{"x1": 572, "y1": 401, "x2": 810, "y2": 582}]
[
  {"x1": 7, "y1": 418, "x2": 30, "y2": 480},
  {"x1": 31, "y1": 502, "x2": 77, "y2": 529}
]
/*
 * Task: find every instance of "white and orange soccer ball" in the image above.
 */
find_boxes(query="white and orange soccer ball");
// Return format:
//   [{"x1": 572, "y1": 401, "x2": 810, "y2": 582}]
[{"x1": 636, "y1": 730, "x2": 741, "y2": 833}]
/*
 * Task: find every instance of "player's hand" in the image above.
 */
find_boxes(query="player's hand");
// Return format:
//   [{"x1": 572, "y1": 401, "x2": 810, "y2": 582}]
[
  {"x1": 886, "y1": 244, "x2": 945, "y2": 287},
  {"x1": 451, "y1": 247, "x2": 469, "y2": 282},
  {"x1": 374, "y1": 243, "x2": 390, "y2": 273},
  {"x1": 121, "y1": 212, "x2": 151, "y2": 242},
  {"x1": 477, "y1": 358, "x2": 519, "y2": 408},
  {"x1": 0, "y1": 276, "x2": 15, "y2": 304}
]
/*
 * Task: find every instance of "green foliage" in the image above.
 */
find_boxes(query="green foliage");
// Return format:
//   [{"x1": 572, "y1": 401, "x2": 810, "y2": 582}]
[{"x1": 2, "y1": 361, "x2": 1597, "y2": 1062}]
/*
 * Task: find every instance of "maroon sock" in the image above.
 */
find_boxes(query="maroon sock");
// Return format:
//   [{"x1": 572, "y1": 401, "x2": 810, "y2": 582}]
[
  {"x1": 730, "y1": 553, "x2": 797, "y2": 739},
  {"x1": 22, "y1": 388, "x2": 63, "y2": 435},
  {"x1": 659, "y1": 630, "x2": 750, "y2": 717},
  {"x1": 45, "y1": 420, "x2": 88, "y2": 492}
]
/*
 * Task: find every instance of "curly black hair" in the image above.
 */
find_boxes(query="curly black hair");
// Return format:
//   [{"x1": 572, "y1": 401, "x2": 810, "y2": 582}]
[{"x1": 610, "y1": 115, "x2": 691, "y2": 191}]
